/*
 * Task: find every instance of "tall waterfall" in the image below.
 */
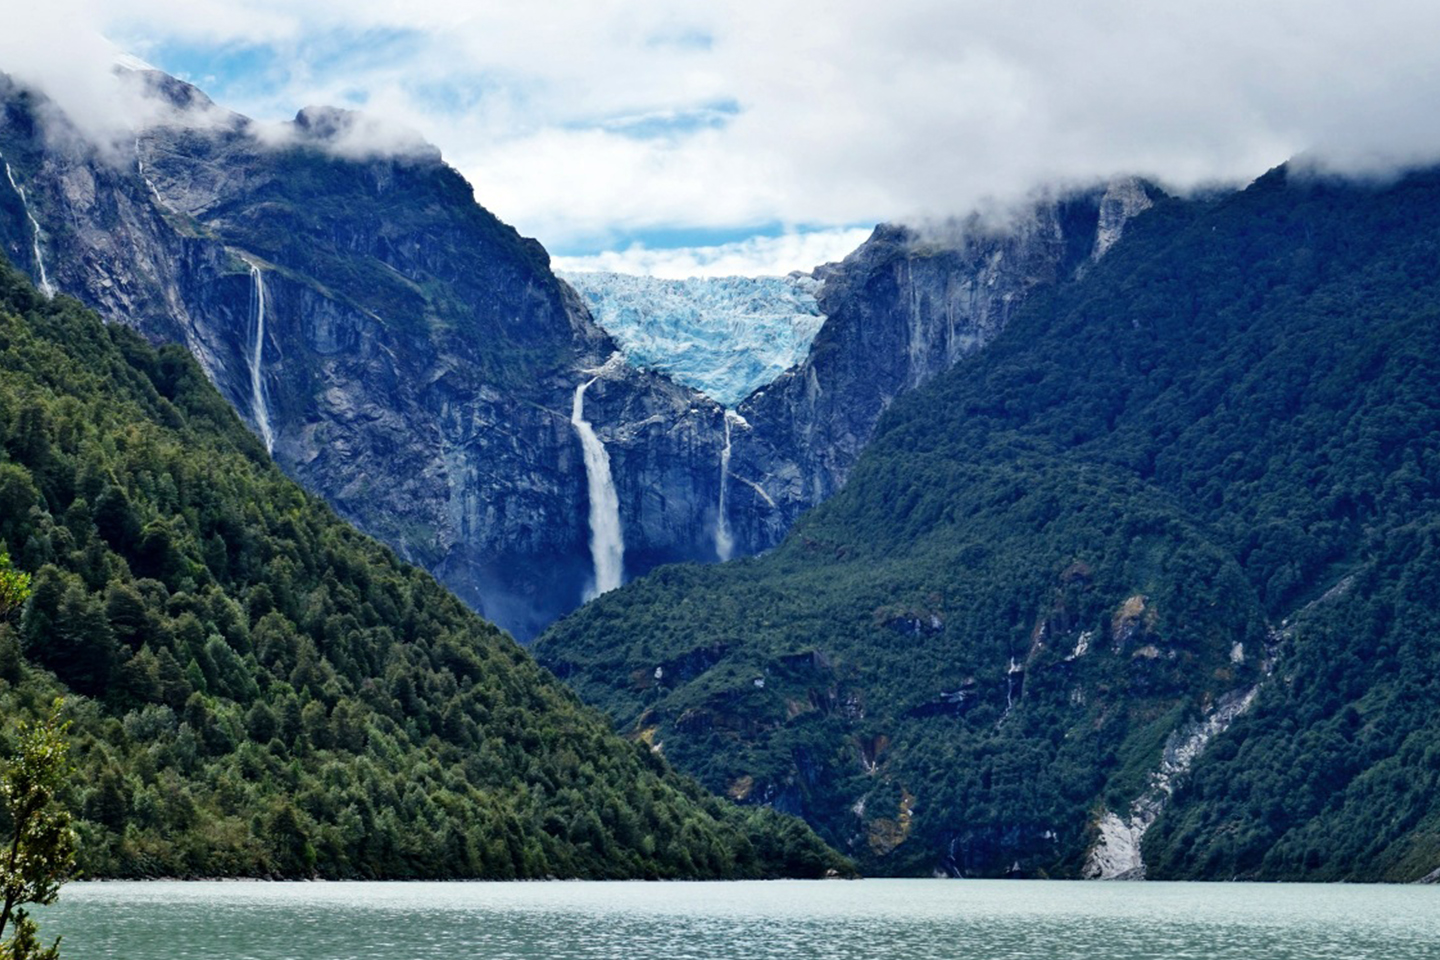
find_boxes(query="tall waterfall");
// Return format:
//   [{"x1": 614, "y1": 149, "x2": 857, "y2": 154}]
[
  {"x1": 247, "y1": 263, "x2": 275, "y2": 455},
  {"x1": 571, "y1": 377, "x2": 624, "y2": 599},
  {"x1": 2, "y1": 158, "x2": 55, "y2": 298},
  {"x1": 715, "y1": 410, "x2": 744, "y2": 561}
]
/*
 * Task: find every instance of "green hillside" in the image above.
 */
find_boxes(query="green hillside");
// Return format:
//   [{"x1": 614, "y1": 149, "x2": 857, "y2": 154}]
[
  {"x1": 0, "y1": 260, "x2": 848, "y2": 880},
  {"x1": 538, "y1": 165, "x2": 1440, "y2": 880}
]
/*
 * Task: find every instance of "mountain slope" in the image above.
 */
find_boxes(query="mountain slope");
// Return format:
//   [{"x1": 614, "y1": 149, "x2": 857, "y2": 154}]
[
  {"x1": 0, "y1": 68, "x2": 736, "y2": 639},
  {"x1": 0, "y1": 260, "x2": 848, "y2": 880},
  {"x1": 537, "y1": 164, "x2": 1440, "y2": 880},
  {"x1": 721, "y1": 180, "x2": 1156, "y2": 554}
]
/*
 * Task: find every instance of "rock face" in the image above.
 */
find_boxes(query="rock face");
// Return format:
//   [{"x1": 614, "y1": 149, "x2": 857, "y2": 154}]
[
  {"x1": 724, "y1": 183, "x2": 1154, "y2": 555},
  {"x1": 0, "y1": 65, "x2": 1155, "y2": 637},
  {"x1": 0, "y1": 69, "x2": 730, "y2": 638}
]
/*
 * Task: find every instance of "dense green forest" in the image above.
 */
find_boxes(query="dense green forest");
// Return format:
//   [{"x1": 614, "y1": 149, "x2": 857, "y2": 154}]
[
  {"x1": 0, "y1": 260, "x2": 849, "y2": 880},
  {"x1": 538, "y1": 164, "x2": 1440, "y2": 880}
]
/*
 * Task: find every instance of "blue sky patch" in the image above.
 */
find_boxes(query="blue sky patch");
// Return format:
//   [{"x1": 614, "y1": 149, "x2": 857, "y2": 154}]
[
  {"x1": 569, "y1": 99, "x2": 740, "y2": 141},
  {"x1": 136, "y1": 27, "x2": 432, "y2": 118},
  {"x1": 549, "y1": 221, "x2": 874, "y2": 258}
]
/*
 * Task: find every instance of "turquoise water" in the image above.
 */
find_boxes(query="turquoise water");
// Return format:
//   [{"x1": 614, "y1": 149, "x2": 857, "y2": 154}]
[{"x1": 36, "y1": 879, "x2": 1439, "y2": 959}]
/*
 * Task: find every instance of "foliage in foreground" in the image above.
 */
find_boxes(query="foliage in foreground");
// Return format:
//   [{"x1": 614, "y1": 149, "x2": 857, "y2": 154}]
[
  {"x1": 0, "y1": 700, "x2": 75, "y2": 960},
  {"x1": 0, "y1": 261, "x2": 849, "y2": 880}
]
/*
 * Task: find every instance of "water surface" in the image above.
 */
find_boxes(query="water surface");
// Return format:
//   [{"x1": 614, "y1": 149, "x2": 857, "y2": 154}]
[{"x1": 38, "y1": 879, "x2": 1439, "y2": 959}]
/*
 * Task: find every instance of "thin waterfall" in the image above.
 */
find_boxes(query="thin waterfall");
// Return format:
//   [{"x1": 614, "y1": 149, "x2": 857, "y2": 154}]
[
  {"x1": 715, "y1": 410, "x2": 742, "y2": 561},
  {"x1": 246, "y1": 263, "x2": 275, "y2": 455},
  {"x1": 2, "y1": 158, "x2": 55, "y2": 298},
  {"x1": 1006, "y1": 658, "x2": 1021, "y2": 709},
  {"x1": 571, "y1": 377, "x2": 624, "y2": 599},
  {"x1": 135, "y1": 138, "x2": 175, "y2": 213}
]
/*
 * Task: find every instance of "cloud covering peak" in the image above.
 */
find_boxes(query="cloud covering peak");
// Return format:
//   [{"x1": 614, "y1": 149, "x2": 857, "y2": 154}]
[{"x1": 4, "y1": 1, "x2": 1440, "y2": 271}]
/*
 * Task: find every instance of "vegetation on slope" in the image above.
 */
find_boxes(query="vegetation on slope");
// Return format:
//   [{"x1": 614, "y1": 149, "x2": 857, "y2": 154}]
[
  {"x1": 0, "y1": 260, "x2": 848, "y2": 880},
  {"x1": 538, "y1": 164, "x2": 1440, "y2": 880}
]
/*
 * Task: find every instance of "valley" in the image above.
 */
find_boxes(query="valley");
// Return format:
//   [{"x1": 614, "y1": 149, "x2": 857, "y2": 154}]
[{"x1": 1, "y1": 55, "x2": 1438, "y2": 889}]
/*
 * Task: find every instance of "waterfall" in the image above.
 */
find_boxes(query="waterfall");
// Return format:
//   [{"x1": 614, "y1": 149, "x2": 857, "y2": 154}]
[
  {"x1": 715, "y1": 410, "x2": 743, "y2": 561},
  {"x1": 135, "y1": 138, "x2": 174, "y2": 213},
  {"x1": 2, "y1": 158, "x2": 55, "y2": 298},
  {"x1": 571, "y1": 377, "x2": 624, "y2": 599},
  {"x1": 246, "y1": 263, "x2": 275, "y2": 455}
]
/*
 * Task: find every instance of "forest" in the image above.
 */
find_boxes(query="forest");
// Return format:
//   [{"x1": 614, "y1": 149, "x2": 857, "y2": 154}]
[{"x1": 0, "y1": 260, "x2": 849, "y2": 880}]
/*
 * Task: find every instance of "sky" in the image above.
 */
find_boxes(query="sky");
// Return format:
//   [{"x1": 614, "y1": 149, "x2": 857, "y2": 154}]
[{"x1": 3, "y1": 1, "x2": 1440, "y2": 277}]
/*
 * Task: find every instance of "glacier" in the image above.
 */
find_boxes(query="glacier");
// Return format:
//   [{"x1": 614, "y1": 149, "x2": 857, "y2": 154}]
[{"x1": 560, "y1": 271, "x2": 828, "y2": 408}]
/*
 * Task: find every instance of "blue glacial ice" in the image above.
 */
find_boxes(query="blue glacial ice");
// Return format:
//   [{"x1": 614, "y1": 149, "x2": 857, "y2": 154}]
[{"x1": 560, "y1": 271, "x2": 828, "y2": 408}]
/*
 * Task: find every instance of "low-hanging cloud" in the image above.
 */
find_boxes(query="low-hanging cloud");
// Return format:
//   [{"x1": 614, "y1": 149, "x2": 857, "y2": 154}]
[
  {"x1": 553, "y1": 228, "x2": 877, "y2": 279},
  {"x1": 5, "y1": 0, "x2": 1440, "y2": 270}
]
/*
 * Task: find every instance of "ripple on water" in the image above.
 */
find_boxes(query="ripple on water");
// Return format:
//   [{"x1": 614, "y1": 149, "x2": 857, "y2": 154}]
[{"x1": 35, "y1": 879, "x2": 1440, "y2": 960}]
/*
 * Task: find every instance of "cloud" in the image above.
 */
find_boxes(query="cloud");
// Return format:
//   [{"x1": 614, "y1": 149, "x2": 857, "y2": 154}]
[
  {"x1": 553, "y1": 227, "x2": 877, "y2": 279},
  {"x1": 0, "y1": 1, "x2": 131, "y2": 148},
  {"x1": 275, "y1": 105, "x2": 437, "y2": 161},
  {"x1": 6, "y1": 1, "x2": 1440, "y2": 266}
]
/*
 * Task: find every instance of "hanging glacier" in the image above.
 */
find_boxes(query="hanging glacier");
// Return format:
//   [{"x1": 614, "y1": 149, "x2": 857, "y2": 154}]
[{"x1": 560, "y1": 271, "x2": 828, "y2": 408}]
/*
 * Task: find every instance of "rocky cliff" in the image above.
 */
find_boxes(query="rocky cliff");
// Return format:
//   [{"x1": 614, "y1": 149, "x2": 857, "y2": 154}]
[
  {"x1": 0, "y1": 67, "x2": 743, "y2": 638},
  {"x1": 723, "y1": 182, "x2": 1154, "y2": 554}
]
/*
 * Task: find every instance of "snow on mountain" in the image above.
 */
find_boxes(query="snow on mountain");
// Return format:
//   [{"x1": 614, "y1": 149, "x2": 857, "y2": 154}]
[{"x1": 560, "y1": 271, "x2": 827, "y2": 408}]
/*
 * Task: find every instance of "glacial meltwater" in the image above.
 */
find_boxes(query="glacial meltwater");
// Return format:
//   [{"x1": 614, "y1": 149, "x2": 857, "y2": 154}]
[{"x1": 35, "y1": 879, "x2": 1439, "y2": 959}]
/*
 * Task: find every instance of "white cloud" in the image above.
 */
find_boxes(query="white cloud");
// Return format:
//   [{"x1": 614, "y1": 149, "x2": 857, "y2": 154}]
[
  {"x1": 6, "y1": 1, "x2": 1440, "y2": 268},
  {"x1": 553, "y1": 227, "x2": 877, "y2": 279}
]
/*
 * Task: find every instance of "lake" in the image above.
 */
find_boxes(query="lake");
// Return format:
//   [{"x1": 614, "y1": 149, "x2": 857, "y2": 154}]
[{"x1": 36, "y1": 879, "x2": 1439, "y2": 959}]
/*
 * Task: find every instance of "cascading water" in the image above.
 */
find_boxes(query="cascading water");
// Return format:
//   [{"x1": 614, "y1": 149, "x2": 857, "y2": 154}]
[
  {"x1": 714, "y1": 410, "x2": 745, "y2": 561},
  {"x1": 135, "y1": 138, "x2": 175, "y2": 214},
  {"x1": 246, "y1": 262, "x2": 275, "y2": 455},
  {"x1": 571, "y1": 376, "x2": 624, "y2": 599},
  {"x1": 2, "y1": 157, "x2": 55, "y2": 298}
]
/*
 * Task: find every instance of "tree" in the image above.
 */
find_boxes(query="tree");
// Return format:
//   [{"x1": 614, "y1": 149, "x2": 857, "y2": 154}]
[
  {"x1": 0, "y1": 553, "x2": 30, "y2": 686},
  {"x1": 0, "y1": 554, "x2": 29, "y2": 622},
  {"x1": 0, "y1": 700, "x2": 76, "y2": 960}
]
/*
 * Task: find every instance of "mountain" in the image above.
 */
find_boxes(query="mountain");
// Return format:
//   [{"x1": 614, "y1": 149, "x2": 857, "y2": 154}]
[
  {"x1": 565, "y1": 184, "x2": 1158, "y2": 562},
  {"x1": 718, "y1": 180, "x2": 1157, "y2": 555},
  {"x1": 0, "y1": 67, "x2": 732, "y2": 639},
  {"x1": 0, "y1": 66, "x2": 1155, "y2": 637},
  {"x1": 537, "y1": 164, "x2": 1440, "y2": 881},
  {"x1": 0, "y1": 259, "x2": 848, "y2": 879}
]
